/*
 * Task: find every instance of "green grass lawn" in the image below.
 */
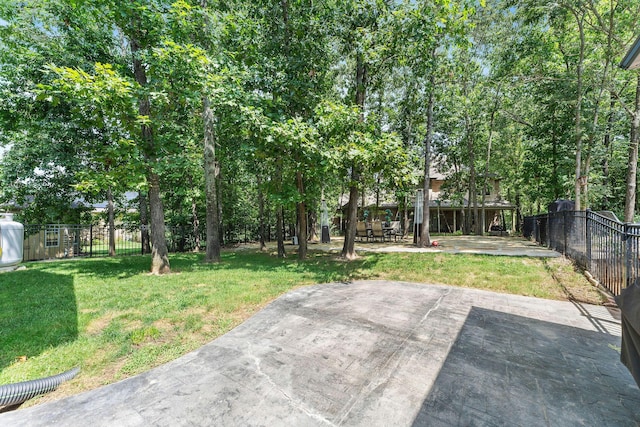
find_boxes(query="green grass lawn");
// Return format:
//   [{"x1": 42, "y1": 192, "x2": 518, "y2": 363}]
[{"x1": 0, "y1": 249, "x2": 603, "y2": 405}]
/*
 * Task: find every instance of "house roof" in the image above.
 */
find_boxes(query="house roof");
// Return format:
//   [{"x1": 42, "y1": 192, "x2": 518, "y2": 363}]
[
  {"x1": 3, "y1": 191, "x2": 139, "y2": 212},
  {"x1": 87, "y1": 191, "x2": 138, "y2": 211},
  {"x1": 621, "y1": 34, "x2": 640, "y2": 70}
]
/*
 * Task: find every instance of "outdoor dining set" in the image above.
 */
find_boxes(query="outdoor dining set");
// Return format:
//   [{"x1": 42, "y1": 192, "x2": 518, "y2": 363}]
[{"x1": 356, "y1": 221, "x2": 402, "y2": 242}]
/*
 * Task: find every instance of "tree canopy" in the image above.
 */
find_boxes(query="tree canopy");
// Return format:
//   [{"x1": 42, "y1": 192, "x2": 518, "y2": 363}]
[{"x1": 1, "y1": 0, "x2": 640, "y2": 269}]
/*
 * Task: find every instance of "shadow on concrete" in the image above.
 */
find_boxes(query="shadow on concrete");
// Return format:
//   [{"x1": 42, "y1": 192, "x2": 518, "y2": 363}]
[
  {"x1": 0, "y1": 270, "x2": 77, "y2": 370},
  {"x1": 412, "y1": 307, "x2": 640, "y2": 426}
]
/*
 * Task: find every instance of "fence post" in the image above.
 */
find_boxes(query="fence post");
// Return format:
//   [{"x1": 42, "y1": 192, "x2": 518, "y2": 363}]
[
  {"x1": 625, "y1": 223, "x2": 632, "y2": 289},
  {"x1": 89, "y1": 224, "x2": 93, "y2": 258},
  {"x1": 561, "y1": 211, "x2": 566, "y2": 254},
  {"x1": 545, "y1": 214, "x2": 550, "y2": 248}
]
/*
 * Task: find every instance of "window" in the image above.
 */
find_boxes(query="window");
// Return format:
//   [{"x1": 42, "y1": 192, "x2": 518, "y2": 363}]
[{"x1": 45, "y1": 226, "x2": 60, "y2": 248}]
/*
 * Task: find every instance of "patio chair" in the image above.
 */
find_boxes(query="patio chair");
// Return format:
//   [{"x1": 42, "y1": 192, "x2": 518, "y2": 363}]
[
  {"x1": 387, "y1": 221, "x2": 401, "y2": 241},
  {"x1": 356, "y1": 221, "x2": 370, "y2": 242},
  {"x1": 371, "y1": 221, "x2": 386, "y2": 242}
]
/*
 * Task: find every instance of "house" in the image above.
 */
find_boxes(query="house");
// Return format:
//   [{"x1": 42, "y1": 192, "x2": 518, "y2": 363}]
[
  {"x1": 337, "y1": 166, "x2": 516, "y2": 234},
  {"x1": 424, "y1": 169, "x2": 516, "y2": 234}
]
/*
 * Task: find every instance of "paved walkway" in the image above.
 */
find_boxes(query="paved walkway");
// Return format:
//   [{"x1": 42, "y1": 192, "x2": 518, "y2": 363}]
[
  {"x1": 308, "y1": 235, "x2": 560, "y2": 258},
  {"x1": 2, "y1": 281, "x2": 637, "y2": 426}
]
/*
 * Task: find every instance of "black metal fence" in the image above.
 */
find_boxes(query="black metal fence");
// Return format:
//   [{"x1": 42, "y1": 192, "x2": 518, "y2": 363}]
[
  {"x1": 23, "y1": 224, "x2": 148, "y2": 261},
  {"x1": 21, "y1": 222, "x2": 297, "y2": 262},
  {"x1": 524, "y1": 210, "x2": 640, "y2": 296}
]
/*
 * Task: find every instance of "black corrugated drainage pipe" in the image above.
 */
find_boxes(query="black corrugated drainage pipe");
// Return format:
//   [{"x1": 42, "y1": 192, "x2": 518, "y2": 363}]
[{"x1": 0, "y1": 367, "x2": 80, "y2": 407}]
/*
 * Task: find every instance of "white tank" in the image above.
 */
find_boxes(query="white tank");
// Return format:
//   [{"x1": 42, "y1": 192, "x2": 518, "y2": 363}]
[{"x1": 0, "y1": 213, "x2": 24, "y2": 269}]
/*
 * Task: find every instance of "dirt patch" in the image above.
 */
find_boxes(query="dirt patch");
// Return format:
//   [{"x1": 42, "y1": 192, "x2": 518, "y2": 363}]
[
  {"x1": 85, "y1": 313, "x2": 117, "y2": 336},
  {"x1": 545, "y1": 257, "x2": 605, "y2": 305},
  {"x1": 152, "y1": 318, "x2": 174, "y2": 332}
]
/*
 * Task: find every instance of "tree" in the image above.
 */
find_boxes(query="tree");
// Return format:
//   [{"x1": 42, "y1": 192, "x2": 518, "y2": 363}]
[
  {"x1": 126, "y1": 5, "x2": 171, "y2": 273},
  {"x1": 195, "y1": 0, "x2": 222, "y2": 262},
  {"x1": 332, "y1": 0, "x2": 399, "y2": 259},
  {"x1": 621, "y1": 74, "x2": 640, "y2": 222},
  {"x1": 403, "y1": 0, "x2": 476, "y2": 243},
  {"x1": 0, "y1": 0, "x2": 122, "y2": 224},
  {"x1": 317, "y1": 101, "x2": 408, "y2": 258},
  {"x1": 40, "y1": 63, "x2": 141, "y2": 256},
  {"x1": 6, "y1": 0, "x2": 640, "y2": 259}
]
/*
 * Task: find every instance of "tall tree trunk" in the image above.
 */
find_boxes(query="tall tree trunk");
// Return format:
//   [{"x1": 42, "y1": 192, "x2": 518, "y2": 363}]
[
  {"x1": 342, "y1": 174, "x2": 359, "y2": 260},
  {"x1": 308, "y1": 210, "x2": 318, "y2": 242},
  {"x1": 191, "y1": 180, "x2": 200, "y2": 252},
  {"x1": 342, "y1": 52, "x2": 367, "y2": 259},
  {"x1": 107, "y1": 188, "x2": 115, "y2": 256},
  {"x1": 403, "y1": 194, "x2": 409, "y2": 238},
  {"x1": 552, "y1": 127, "x2": 559, "y2": 199},
  {"x1": 584, "y1": 153, "x2": 592, "y2": 209},
  {"x1": 203, "y1": 96, "x2": 221, "y2": 262},
  {"x1": 257, "y1": 173, "x2": 267, "y2": 251},
  {"x1": 355, "y1": 52, "x2": 367, "y2": 113},
  {"x1": 624, "y1": 75, "x2": 640, "y2": 222},
  {"x1": 465, "y1": 123, "x2": 480, "y2": 235},
  {"x1": 139, "y1": 191, "x2": 151, "y2": 254},
  {"x1": 583, "y1": 1, "x2": 616, "y2": 210},
  {"x1": 515, "y1": 192, "x2": 522, "y2": 232},
  {"x1": 278, "y1": 0, "x2": 306, "y2": 258},
  {"x1": 480, "y1": 85, "x2": 500, "y2": 235},
  {"x1": 596, "y1": 2, "x2": 616, "y2": 209},
  {"x1": 602, "y1": 100, "x2": 615, "y2": 208},
  {"x1": 131, "y1": 37, "x2": 170, "y2": 274},
  {"x1": 464, "y1": 193, "x2": 471, "y2": 233},
  {"x1": 461, "y1": 75, "x2": 479, "y2": 235},
  {"x1": 296, "y1": 171, "x2": 307, "y2": 259},
  {"x1": 583, "y1": 46, "x2": 611, "y2": 210},
  {"x1": 572, "y1": 10, "x2": 585, "y2": 211},
  {"x1": 275, "y1": 157, "x2": 286, "y2": 257},
  {"x1": 148, "y1": 172, "x2": 170, "y2": 274},
  {"x1": 419, "y1": 80, "x2": 434, "y2": 247},
  {"x1": 200, "y1": 0, "x2": 221, "y2": 262},
  {"x1": 276, "y1": 204, "x2": 286, "y2": 258},
  {"x1": 218, "y1": 183, "x2": 224, "y2": 245}
]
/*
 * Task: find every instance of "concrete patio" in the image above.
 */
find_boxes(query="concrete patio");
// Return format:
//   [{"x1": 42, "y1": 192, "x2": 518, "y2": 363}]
[
  {"x1": 1, "y1": 280, "x2": 637, "y2": 426},
  {"x1": 308, "y1": 235, "x2": 561, "y2": 258}
]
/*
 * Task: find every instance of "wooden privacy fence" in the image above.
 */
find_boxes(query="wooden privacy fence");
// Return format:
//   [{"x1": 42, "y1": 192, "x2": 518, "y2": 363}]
[{"x1": 524, "y1": 210, "x2": 640, "y2": 296}]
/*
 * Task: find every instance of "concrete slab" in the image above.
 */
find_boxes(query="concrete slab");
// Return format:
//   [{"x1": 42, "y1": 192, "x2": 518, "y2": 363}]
[
  {"x1": 308, "y1": 235, "x2": 560, "y2": 258},
  {"x1": 1, "y1": 281, "x2": 637, "y2": 426}
]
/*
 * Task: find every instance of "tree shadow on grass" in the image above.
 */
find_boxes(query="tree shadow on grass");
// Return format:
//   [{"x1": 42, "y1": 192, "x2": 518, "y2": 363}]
[
  {"x1": 22, "y1": 249, "x2": 386, "y2": 285},
  {"x1": 180, "y1": 249, "x2": 386, "y2": 284},
  {"x1": 0, "y1": 270, "x2": 77, "y2": 371},
  {"x1": 32, "y1": 256, "x2": 153, "y2": 280},
  {"x1": 39, "y1": 250, "x2": 383, "y2": 283}
]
